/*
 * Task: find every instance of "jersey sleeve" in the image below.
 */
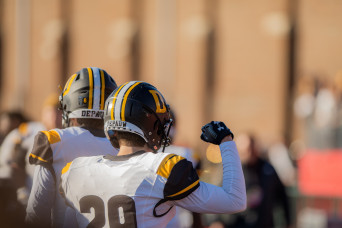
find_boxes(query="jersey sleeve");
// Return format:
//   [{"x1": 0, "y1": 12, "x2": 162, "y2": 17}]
[
  {"x1": 157, "y1": 154, "x2": 200, "y2": 201},
  {"x1": 29, "y1": 130, "x2": 60, "y2": 167},
  {"x1": 25, "y1": 165, "x2": 56, "y2": 227},
  {"x1": 173, "y1": 141, "x2": 246, "y2": 214}
]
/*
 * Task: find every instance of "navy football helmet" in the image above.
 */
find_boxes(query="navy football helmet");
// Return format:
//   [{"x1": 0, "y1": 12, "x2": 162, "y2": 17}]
[{"x1": 104, "y1": 81, "x2": 172, "y2": 151}]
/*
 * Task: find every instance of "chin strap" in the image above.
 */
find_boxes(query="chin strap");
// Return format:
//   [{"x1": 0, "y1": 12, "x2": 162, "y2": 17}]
[
  {"x1": 162, "y1": 119, "x2": 173, "y2": 152},
  {"x1": 61, "y1": 111, "x2": 70, "y2": 128}
]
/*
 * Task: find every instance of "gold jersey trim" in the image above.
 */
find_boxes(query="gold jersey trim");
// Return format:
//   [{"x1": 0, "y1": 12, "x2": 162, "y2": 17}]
[
  {"x1": 167, "y1": 179, "x2": 200, "y2": 198},
  {"x1": 42, "y1": 130, "x2": 61, "y2": 144},
  {"x1": 29, "y1": 153, "x2": 48, "y2": 163},
  {"x1": 157, "y1": 154, "x2": 185, "y2": 179},
  {"x1": 62, "y1": 162, "x2": 72, "y2": 174}
]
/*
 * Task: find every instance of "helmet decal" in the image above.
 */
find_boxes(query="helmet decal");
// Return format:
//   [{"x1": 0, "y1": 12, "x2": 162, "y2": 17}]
[
  {"x1": 63, "y1": 74, "x2": 77, "y2": 97},
  {"x1": 149, "y1": 90, "x2": 167, "y2": 113}
]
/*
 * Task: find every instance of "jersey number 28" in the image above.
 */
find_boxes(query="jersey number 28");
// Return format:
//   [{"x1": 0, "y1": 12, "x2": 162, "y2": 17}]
[{"x1": 79, "y1": 195, "x2": 137, "y2": 228}]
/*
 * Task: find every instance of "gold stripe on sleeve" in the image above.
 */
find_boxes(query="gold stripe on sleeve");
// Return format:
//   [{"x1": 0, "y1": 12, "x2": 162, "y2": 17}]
[
  {"x1": 29, "y1": 153, "x2": 48, "y2": 163},
  {"x1": 157, "y1": 154, "x2": 185, "y2": 179},
  {"x1": 167, "y1": 180, "x2": 199, "y2": 198},
  {"x1": 42, "y1": 130, "x2": 61, "y2": 144}
]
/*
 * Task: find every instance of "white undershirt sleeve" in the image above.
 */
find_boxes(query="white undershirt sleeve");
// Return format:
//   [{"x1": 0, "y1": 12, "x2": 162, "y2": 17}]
[
  {"x1": 25, "y1": 165, "x2": 55, "y2": 227},
  {"x1": 173, "y1": 141, "x2": 246, "y2": 214}
]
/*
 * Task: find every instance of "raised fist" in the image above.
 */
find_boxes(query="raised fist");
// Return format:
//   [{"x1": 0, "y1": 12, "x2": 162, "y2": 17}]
[{"x1": 200, "y1": 121, "x2": 234, "y2": 145}]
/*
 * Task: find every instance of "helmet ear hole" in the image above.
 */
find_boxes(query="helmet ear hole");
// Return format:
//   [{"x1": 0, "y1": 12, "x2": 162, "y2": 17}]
[{"x1": 75, "y1": 74, "x2": 80, "y2": 81}]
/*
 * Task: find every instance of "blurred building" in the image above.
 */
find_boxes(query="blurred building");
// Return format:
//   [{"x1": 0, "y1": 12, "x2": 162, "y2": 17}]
[
  {"x1": 0, "y1": 0, "x2": 342, "y2": 149},
  {"x1": 1, "y1": 1, "x2": 342, "y2": 227}
]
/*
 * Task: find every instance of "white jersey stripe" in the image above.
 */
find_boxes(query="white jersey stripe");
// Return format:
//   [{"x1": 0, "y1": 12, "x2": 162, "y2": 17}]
[
  {"x1": 114, "y1": 81, "x2": 138, "y2": 120},
  {"x1": 92, "y1": 67, "x2": 101, "y2": 110}
]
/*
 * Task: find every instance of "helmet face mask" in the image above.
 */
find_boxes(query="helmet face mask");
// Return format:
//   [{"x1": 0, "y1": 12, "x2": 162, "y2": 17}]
[
  {"x1": 60, "y1": 67, "x2": 117, "y2": 128},
  {"x1": 104, "y1": 81, "x2": 172, "y2": 152}
]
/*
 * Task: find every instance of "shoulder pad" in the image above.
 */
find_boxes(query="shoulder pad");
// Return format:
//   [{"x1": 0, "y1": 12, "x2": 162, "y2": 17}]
[
  {"x1": 29, "y1": 130, "x2": 60, "y2": 166},
  {"x1": 156, "y1": 154, "x2": 185, "y2": 179},
  {"x1": 41, "y1": 130, "x2": 61, "y2": 144},
  {"x1": 158, "y1": 154, "x2": 200, "y2": 200}
]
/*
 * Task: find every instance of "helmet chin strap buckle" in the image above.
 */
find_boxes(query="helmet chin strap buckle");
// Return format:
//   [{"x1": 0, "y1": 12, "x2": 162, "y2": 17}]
[
  {"x1": 161, "y1": 119, "x2": 173, "y2": 152},
  {"x1": 161, "y1": 137, "x2": 171, "y2": 152},
  {"x1": 62, "y1": 111, "x2": 70, "y2": 128}
]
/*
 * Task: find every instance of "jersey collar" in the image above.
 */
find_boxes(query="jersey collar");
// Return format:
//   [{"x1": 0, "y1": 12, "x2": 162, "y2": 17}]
[{"x1": 104, "y1": 150, "x2": 148, "y2": 161}]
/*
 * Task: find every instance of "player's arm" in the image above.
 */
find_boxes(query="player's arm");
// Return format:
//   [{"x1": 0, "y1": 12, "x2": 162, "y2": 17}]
[
  {"x1": 62, "y1": 206, "x2": 78, "y2": 228},
  {"x1": 173, "y1": 121, "x2": 246, "y2": 214},
  {"x1": 25, "y1": 165, "x2": 55, "y2": 227},
  {"x1": 28, "y1": 130, "x2": 58, "y2": 169},
  {"x1": 25, "y1": 130, "x2": 60, "y2": 226}
]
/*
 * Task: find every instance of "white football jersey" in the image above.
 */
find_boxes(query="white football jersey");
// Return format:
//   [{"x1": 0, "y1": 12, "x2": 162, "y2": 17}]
[
  {"x1": 60, "y1": 151, "x2": 200, "y2": 228},
  {"x1": 0, "y1": 121, "x2": 45, "y2": 180},
  {"x1": 28, "y1": 126, "x2": 118, "y2": 227}
]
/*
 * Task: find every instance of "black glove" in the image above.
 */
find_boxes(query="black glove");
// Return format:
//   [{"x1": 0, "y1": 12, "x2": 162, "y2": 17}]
[{"x1": 200, "y1": 121, "x2": 234, "y2": 145}]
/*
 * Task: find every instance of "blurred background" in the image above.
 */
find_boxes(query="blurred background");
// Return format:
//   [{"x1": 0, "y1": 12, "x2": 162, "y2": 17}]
[{"x1": 0, "y1": 0, "x2": 342, "y2": 227}]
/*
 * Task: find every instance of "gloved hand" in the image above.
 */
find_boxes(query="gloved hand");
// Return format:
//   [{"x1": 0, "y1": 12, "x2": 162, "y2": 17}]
[{"x1": 200, "y1": 121, "x2": 234, "y2": 145}]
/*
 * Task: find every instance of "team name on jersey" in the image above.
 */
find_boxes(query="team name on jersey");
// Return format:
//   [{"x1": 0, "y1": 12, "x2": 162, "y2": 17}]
[{"x1": 81, "y1": 110, "x2": 104, "y2": 118}]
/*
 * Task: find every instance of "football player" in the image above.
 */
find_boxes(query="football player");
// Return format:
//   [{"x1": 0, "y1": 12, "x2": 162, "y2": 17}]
[
  {"x1": 60, "y1": 81, "x2": 246, "y2": 228},
  {"x1": 25, "y1": 67, "x2": 118, "y2": 228}
]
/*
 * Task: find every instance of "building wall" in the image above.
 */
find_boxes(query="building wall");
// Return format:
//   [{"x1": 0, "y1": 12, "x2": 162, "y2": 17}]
[{"x1": 1, "y1": 0, "x2": 342, "y2": 150}]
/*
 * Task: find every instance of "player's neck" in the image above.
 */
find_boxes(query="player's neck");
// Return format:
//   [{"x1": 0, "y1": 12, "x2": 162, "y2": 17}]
[{"x1": 118, "y1": 145, "x2": 151, "y2": 156}]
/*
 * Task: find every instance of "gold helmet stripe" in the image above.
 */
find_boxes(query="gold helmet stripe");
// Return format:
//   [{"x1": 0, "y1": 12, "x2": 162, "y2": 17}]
[
  {"x1": 87, "y1": 68, "x2": 94, "y2": 109},
  {"x1": 121, "y1": 81, "x2": 142, "y2": 121},
  {"x1": 63, "y1": 74, "x2": 77, "y2": 97},
  {"x1": 111, "y1": 82, "x2": 129, "y2": 120},
  {"x1": 100, "y1": 69, "x2": 105, "y2": 110}
]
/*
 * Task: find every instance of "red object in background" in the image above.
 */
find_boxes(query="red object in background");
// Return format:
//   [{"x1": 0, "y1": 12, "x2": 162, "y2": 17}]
[{"x1": 298, "y1": 149, "x2": 342, "y2": 197}]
